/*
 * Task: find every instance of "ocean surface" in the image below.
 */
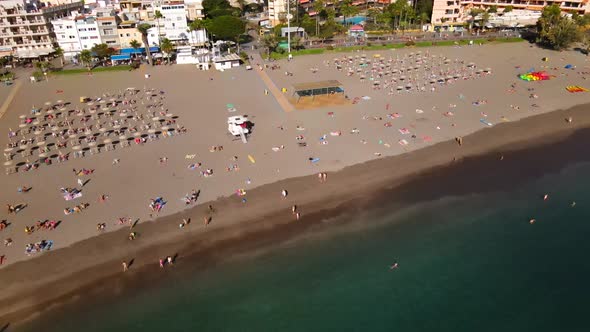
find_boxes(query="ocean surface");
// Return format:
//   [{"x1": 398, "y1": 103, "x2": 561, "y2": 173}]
[{"x1": 18, "y1": 161, "x2": 590, "y2": 332}]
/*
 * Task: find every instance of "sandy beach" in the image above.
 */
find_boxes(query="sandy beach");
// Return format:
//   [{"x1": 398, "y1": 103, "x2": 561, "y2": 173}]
[{"x1": 1, "y1": 41, "x2": 590, "y2": 326}]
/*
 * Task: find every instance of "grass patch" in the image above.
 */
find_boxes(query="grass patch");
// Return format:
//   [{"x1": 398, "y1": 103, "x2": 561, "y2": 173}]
[
  {"x1": 270, "y1": 37, "x2": 524, "y2": 59},
  {"x1": 52, "y1": 65, "x2": 133, "y2": 75}
]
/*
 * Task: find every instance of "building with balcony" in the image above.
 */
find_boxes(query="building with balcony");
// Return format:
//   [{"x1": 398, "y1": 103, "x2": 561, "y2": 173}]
[
  {"x1": 184, "y1": 0, "x2": 204, "y2": 20},
  {"x1": 268, "y1": 0, "x2": 286, "y2": 26},
  {"x1": 0, "y1": 0, "x2": 83, "y2": 58},
  {"x1": 431, "y1": 0, "x2": 590, "y2": 26},
  {"x1": 52, "y1": 15, "x2": 105, "y2": 58},
  {"x1": 117, "y1": 22, "x2": 144, "y2": 48}
]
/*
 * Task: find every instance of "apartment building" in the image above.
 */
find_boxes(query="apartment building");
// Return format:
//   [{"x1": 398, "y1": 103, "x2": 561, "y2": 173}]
[
  {"x1": 97, "y1": 15, "x2": 119, "y2": 48},
  {"x1": 52, "y1": 15, "x2": 102, "y2": 58},
  {"x1": 184, "y1": 0, "x2": 204, "y2": 20},
  {"x1": 0, "y1": 0, "x2": 83, "y2": 58},
  {"x1": 268, "y1": 0, "x2": 286, "y2": 26},
  {"x1": 432, "y1": 0, "x2": 590, "y2": 25},
  {"x1": 118, "y1": 22, "x2": 144, "y2": 48}
]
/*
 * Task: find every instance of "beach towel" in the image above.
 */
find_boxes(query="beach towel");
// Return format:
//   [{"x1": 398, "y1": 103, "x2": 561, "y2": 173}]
[
  {"x1": 64, "y1": 192, "x2": 82, "y2": 201},
  {"x1": 399, "y1": 139, "x2": 409, "y2": 146},
  {"x1": 566, "y1": 86, "x2": 588, "y2": 93},
  {"x1": 248, "y1": 155, "x2": 256, "y2": 163},
  {"x1": 399, "y1": 128, "x2": 410, "y2": 135},
  {"x1": 480, "y1": 119, "x2": 493, "y2": 127}
]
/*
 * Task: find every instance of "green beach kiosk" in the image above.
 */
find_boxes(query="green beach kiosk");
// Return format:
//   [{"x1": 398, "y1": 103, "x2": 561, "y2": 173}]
[{"x1": 292, "y1": 80, "x2": 344, "y2": 103}]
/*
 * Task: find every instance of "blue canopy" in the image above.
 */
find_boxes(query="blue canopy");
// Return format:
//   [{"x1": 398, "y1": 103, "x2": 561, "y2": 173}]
[
  {"x1": 120, "y1": 47, "x2": 160, "y2": 55},
  {"x1": 111, "y1": 54, "x2": 131, "y2": 61}
]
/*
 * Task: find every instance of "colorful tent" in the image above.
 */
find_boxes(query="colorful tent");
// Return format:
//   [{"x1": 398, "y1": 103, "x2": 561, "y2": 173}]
[
  {"x1": 566, "y1": 86, "x2": 588, "y2": 93},
  {"x1": 519, "y1": 71, "x2": 551, "y2": 81}
]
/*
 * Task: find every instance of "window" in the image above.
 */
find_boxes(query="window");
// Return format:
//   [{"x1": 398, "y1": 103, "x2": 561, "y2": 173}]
[
  {"x1": 103, "y1": 28, "x2": 114, "y2": 35},
  {"x1": 101, "y1": 22, "x2": 112, "y2": 26},
  {"x1": 177, "y1": 17, "x2": 182, "y2": 21},
  {"x1": 120, "y1": 34, "x2": 123, "y2": 37},
  {"x1": 126, "y1": 33, "x2": 130, "y2": 37},
  {"x1": 80, "y1": 36, "x2": 88, "y2": 39},
  {"x1": 68, "y1": 35, "x2": 75, "y2": 39},
  {"x1": 66, "y1": 25, "x2": 72, "y2": 29},
  {"x1": 106, "y1": 40, "x2": 116, "y2": 44},
  {"x1": 90, "y1": 36, "x2": 98, "y2": 39},
  {"x1": 78, "y1": 28, "x2": 87, "y2": 31},
  {"x1": 88, "y1": 27, "x2": 96, "y2": 31}
]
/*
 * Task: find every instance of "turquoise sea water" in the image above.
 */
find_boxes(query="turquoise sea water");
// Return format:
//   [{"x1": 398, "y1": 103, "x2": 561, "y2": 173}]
[{"x1": 19, "y1": 162, "x2": 590, "y2": 332}]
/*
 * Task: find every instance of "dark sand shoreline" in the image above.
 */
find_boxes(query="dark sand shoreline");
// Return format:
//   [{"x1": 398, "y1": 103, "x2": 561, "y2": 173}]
[{"x1": 2, "y1": 102, "x2": 590, "y2": 328}]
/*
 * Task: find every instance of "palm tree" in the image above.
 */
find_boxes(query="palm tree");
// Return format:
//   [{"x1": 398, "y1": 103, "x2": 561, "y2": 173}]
[
  {"x1": 79, "y1": 50, "x2": 93, "y2": 70},
  {"x1": 129, "y1": 39, "x2": 141, "y2": 59},
  {"x1": 340, "y1": 0, "x2": 359, "y2": 26},
  {"x1": 154, "y1": 10, "x2": 164, "y2": 46},
  {"x1": 312, "y1": 0, "x2": 325, "y2": 36},
  {"x1": 160, "y1": 38, "x2": 174, "y2": 64},
  {"x1": 35, "y1": 60, "x2": 52, "y2": 73},
  {"x1": 54, "y1": 46, "x2": 64, "y2": 67},
  {"x1": 136, "y1": 23, "x2": 153, "y2": 65},
  {"x1": 261, "y1": 34, "x2": 278, "y2": 59}
]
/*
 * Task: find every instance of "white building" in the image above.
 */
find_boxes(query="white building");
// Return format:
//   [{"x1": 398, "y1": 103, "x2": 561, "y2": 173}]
[
  {"x1": 267, "y1": 0, "x2": 286, "y2": 26},
  {"x1": 52, "y1": 15, "x2": 102, "y2": 58},
  {"x1": 175, "y1": 45, "x2": 209, "y2": 69},
  {"x1": 148, "y1": 1, "x2": 189, "y2": 45}
]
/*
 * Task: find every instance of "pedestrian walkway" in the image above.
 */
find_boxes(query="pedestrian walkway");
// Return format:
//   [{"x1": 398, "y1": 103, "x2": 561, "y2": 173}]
[
  {"x1": 0, "y1": 79, "x2": 23, "y2": 120},
  {"x1": 250, "y1": 53, "x2": 294, "y2": 113}
]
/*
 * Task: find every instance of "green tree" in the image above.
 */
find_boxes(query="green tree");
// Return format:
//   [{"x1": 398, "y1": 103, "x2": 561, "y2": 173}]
[
  {"x1": 137, "y1": 23, "x2": 153, "y2": 65},
  {"x1": 418, "y1": 11, "x2": 429, "y2": 26},
  {"x1": 160, "y1": 37, "x2": 174, "y2": 63},
  {"x1": 481, "y1": 11, "x2": 490, "y2": 28},
  {"x1": 468, "y1": 8, "x2": 484, "y2": 30},
  {"x1": 261, "y1": 34, "x2": 278, "y2": 59},
  {"x1": 537, "y1": 4, "x2": 581, "y2": 50},
  {"x1": 367, "y1": 7, "x2": 381, "y2": 25},
  {"x1": 154, "y1": 10, "x2": 164, "y2": 46},
  {"x1": 291, "y1": 36, "x2": 303, "y2": 50},
  {"x1": 54, "y1": 46, "x2": 64, "y2": 67},
  {"x1": 340, "y1": 0, "x2": 359, "y2": 26},
  {"x1": 91, "y1": 43, "x2": 116, "y2": 64},
  {"x1": 130, "y1": 39, "x2": 141, "y2": 52},
  {"x1": 312, "y1": 0, "x2": 325, "y2": 35},
  {"x1": 79, "y1": 49, "x2": 93, "y2": 70},
  {"x1": 503, "y1": 5, "x2": 513, "y2": 13},
  {"x1": 207, "y1": 15, "x2": 245, "y2": 42},
  {"x1": 487, "y1": 5, "x2": 497, "y2": 14},
  {"x1": 35, "y1": 60, "x2": 52, "y2": 73},
  {"x1": 203, "y1": 0, "x2": 238, "y2": 18},
  {"x1": 583, "y1": 33, "x2": 590, "y2": 55}
]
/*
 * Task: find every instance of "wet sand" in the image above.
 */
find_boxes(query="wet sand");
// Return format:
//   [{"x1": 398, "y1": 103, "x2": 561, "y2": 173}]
[{"x1": 2, "y1": 101, "x2": 590, "y2": 327}]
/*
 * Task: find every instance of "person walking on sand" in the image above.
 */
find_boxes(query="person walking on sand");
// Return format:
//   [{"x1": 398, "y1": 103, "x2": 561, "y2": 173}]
[
  {"x1": 77, "y1": 178, "x2": 84, "y2": 187},
  {"x1": 203, "y1": 216, "x2": 211, "y2": 226},
  {"x1": 292, "y1": 205, "x2": 297, "y2": 214},
  {"x1": 295, "y1": 212, "x2": 301, "y2": 221},
  {"x1": 167, "y1": 256, "x2": 173, "y2": 265},
  {"x1": 322, "y1": 173, "x2": 327, "y2": 182},
  {"x1": 122, "y1": 261, "x2": 128, "y2": 272},
  {"x1": 281, "y1": 189, "x2": 288, "y2": 199},
  {"x1": 159, "y1": 258, "x2": 164, "y2": 268}
]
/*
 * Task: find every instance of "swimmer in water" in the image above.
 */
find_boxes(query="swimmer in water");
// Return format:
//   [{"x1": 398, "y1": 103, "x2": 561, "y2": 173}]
[
  {"x1": 389, "y1": 262, "x2": 399, "y2": 270},
  {"x1": 571, "y1": 201, "x2": 576, "y2": 207},
  {"x1": 529, "y1": 219, "x2": 536, "y2": 224},
  {"x1": 543, "y1": 194, "x2": 549, "y2": 201}
]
